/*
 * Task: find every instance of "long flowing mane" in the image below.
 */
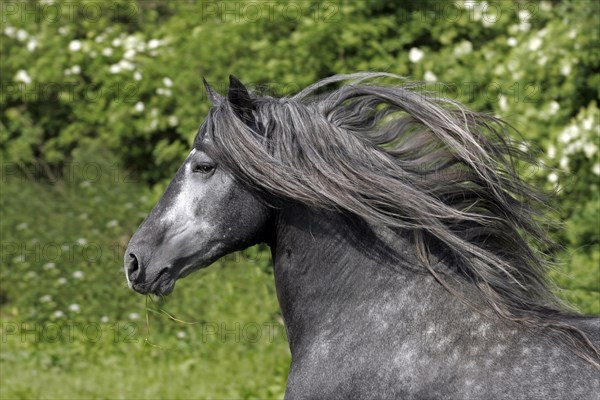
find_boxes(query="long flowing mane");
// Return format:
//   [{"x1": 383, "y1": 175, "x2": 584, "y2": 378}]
[{"x1": 197, "y1": 72, "x2": 599, "y2": 366}]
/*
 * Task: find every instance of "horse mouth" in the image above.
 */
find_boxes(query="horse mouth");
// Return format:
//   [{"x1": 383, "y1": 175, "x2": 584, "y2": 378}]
[{"x1": 132, "y1": 268, "x2": 176, "y2": 296}]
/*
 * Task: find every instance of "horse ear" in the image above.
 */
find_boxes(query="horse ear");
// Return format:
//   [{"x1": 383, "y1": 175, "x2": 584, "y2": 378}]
[
  {"x1": 227, "y1": 75, "x2": 255, "y2": 127},
  {"x1": 203, "y1": 77, "x2": 223, "y2": 106}
]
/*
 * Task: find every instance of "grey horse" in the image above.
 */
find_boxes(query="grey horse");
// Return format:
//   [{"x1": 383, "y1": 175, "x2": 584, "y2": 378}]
[{"x1": 124, "y1": 73, "x2": 599, "y2": 399}]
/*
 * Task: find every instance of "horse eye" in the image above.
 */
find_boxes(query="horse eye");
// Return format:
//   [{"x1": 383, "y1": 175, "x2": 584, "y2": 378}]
[{"x1": 192, "y1": 164, "x2": 215, "y2": 174}]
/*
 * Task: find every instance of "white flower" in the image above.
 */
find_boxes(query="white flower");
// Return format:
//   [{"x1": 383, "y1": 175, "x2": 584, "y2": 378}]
[
  {"x1": 58, "y1": 26, "x2": 69, "y2": 36},
  {"x1": 148, "y1": 39, "x2": 162, "y2": 49},
  {"x1": 156, "y1": 88, "x2": 172, "y2": 97},
  {"x1": 16, "y1": 222, "x2": 29, "y2": 230},
  {"x1": 559, "y1": 156, "x2": 569, "y2": 170},
  {"x1": 176, "y1": 331, "x2": 186, "y2": 339},
  {"x1": 133, "y1": 71, "x2": 142, "y2": 81},
  {"x1": 100, "y1": 316, "x2": 109, "y2": 323},
  {"x1": 424, "y1": 71, "x2": 437, "y2": 82},
  {"x1": 69, "y1": 40, "x2": 82, "y2": 51},
  {"x1": 582, "y1": 117, "x2": 593, "y2": 131},
  {"x1": 568, "y1": 29, "x2": 577, "y2": 39},
  {"x1": 560, "y1": 64, "x2": 571, "y2": 76},
  {"x1": 95, "y1": 35, "x2": 105, "y2": 43},
  {"x1": 134, "y1": 102, "x2": 145, "y2": 113},
  {"x1": 57, "y1": 277, "x2": 67, "y2": 285},
  {"x1": 583, "y1": 143, "x2": 597, "y2": 159},
  {"x1": 124, "y1": 48, "x2": 136, "y2": 60},
  {"x1": 112, "y1": 38, "x2": 122, "y2": 47},
  {"x1": 118, "y1": 60, "x2": 134, "y2": 71},
  {"x1": 547, "y1": 172, "x2": 558, "y2": 183},
  {"x1": 4, "y1": 26, "x2": 16, "y2": 38},
  {"x1": 69, "y1": 304, "x2": 81, "y2": 313},
  {"x1": 77, "y1": 238, "x2": 87, "y2": 245},
  {"x1": 40, "y1": 295, "x2": 53, "y2": 303},
  {"x1": 102, "y1": 47, "x2": 113, "y2": 57},
  {"x1": 106, "y1": 219, "x2": 119, "y2": 228},
  {"x1": 408, "y1": 47, "x2": 424, "y2": 63},
  {"x1": 71, "y1": 65, "x2": 81, "y2": 75},
  {"x1": 547, "y1": 145, "x2": 556, "y2": 159},
  {"x1": 73, "y1": 270, "x2": 84, "y2": 279},
  {"x1": 518, "y1": 22, "x2": 531, "y2": 32},
  {"x1": 507, "y1": 37, "x2": 517, "y2": 47},
  {"x1": 528, "y1": 37, "x2": 542, "y2": 51},
  {"x1": 43, "y1": 262, "x2": 56, "y2": 270},
  {"x1": 168, "y1": 115, "x2": 179, "y2": 127},
  {"x1": 518, "y1": 10, "x2": 531, "y2": 21},
  {"x1": 163, "y1": 77, "x2": 173, "y2": 87},
  {"x1": 129, "y1": 312, "x2": 141, "y2": 320},
  {"x1": 27, "y1": 39, "x2": 38, "y2": 52},
  {"x1": 592, "y1": 163, "x2": 600, "y2": 176},
  {"x1": 53, "y1": 310, "x2": 65, "y2": 318},
  {"x1": 454, "y1": 41, "x2": 473, "y2": 57},
  {"x1": 498, "y1": 95, "x2": 508, "y2": 111},
  {"x1": 15, "y1": 70, "x2": 32, "y2": 84},
  {"x1": 109, "y1": 64, "x2": 121, "y2": 74},
  {"x1": 548, "y1": 101, "x2": 560, "y2": 114},
  {"x1": 16, "y1": 29, "x2": 28, "y2": 41}
]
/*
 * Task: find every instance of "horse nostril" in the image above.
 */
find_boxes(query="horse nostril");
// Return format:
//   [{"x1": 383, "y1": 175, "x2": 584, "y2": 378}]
[{"x1": 127, "y1": 253, "x2": 140, "y2": 282}]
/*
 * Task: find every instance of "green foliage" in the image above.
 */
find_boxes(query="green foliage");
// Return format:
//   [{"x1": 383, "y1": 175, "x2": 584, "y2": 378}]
[{"x1": 1, "y1": 0, "x2": 598, "y2": 397}]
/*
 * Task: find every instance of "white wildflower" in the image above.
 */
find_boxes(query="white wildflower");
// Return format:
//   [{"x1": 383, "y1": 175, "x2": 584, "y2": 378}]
[
  {"x1": 547, "y1": 172, "x2": 558, "y2": 183},
  {"x1": 424, "y1": 71, "x2": 437, "y2": 82},
  {"x1": 168, "y1": 115, "x2": 179, "y2": 127},
  {"x1": 163, "y1": 77, "x2": 173, "y2": 87},
  {"x1": 76, "y1": 238, "x2": 87, "y2": 246},
  {"x1": 73, "y1": 270, "x2": 84, "y2": 279},
  {"x1": 112, "y1": 38, "x2": 122, "y2": 47},
  {"x1": 118, "y1": 60, "x2": 134, "y2": 71},
  {"x1": 507, "y1": 37, "x2": 517, "y2": 47},
  {"x1": 16, "y1": 222, "x2": 29, "y2": 230},
  {"x1": 109, "y1": 64, "x2": 121, "y2": 74},
  {"x1": 582, "y1": 117, "x2": 593, "y2": 131},
  {"x1": 16, "y1": 29, "x2": 28, "y2": 41},
  {"x1": 133, "y1": 71, "x2": 142, "y2": 81},
  {"x1": 547, "y1": 145, "x2": 556, "y2": 159},
  {"x1": 53, "y1": 310, "x2": 65, "y2": 318},
  {"x1": 106, "y1": 219, "x2": 119, "y2": 228},
  {"x1": 100, "y1": 316, "x2": 109, "y2": 323},
  {"x1": 176, "y1": 331, "x2": 186, "y2": 339},
  {"x1": 583, "y1": 143, "x2": 597, "y2": 159},
  {"x1": 592, "y1": 163, "x2": 600, "y2": 176},
  {"x1": 129, "y1": 312, "x2": 140, "y2": 320},
  {"x1": 124, "y1": 48, "x2": 136, "y2": 60},
  {"x1": 102, "y1": 47, "x2": 113, "y2": 57},
  {"x1": 15, "y1": 70, "x2": 32, "y2": 84},
  {"x1": 134, "y1": 102, "x2": 145, "y2": 113},
  {"x1": 43, "y1": 262, "x2": 56, "y2": 270},
  {"x1": 148, "y1": 39, "x2": 162, "y2": 49},
  {"x1": 560, "y1": 64, "x2": 571, "y2": 76},
  {"x1": 69, "y1": 40, "x2": 82, "y2": 51},
  {"x1": 27, "y1": 39, "x2": 38, "y2": 52},
  {"x1": 528, "y1": 37, "x2": 542, "y2": 51},
  {"x1": 408, "y1": 47, "x2": 424, "y2": 63},
  {"x1": 4, "y1": 26, "x2": 16, "y2": 38},
  {"x1": 69, "y1": 304, "x2": 81, "y2": 313},
  {"x1": 57, "y1": 277, "x2": 67, "y2": 285},
  {"x1": 548, "y1": 101, "x2": 560, "y2": 114},
  {"x1": 454, "y1": 40, "x2": 473, "y2": 57},
  {"x1": 40, "y1": 295, "x2": 53, "y2": 303},
  {"x1": 559, "y1": 156, "x2": 569, "y2": 170},
  {"x1": 58, "y1": 26, "x2": 69, "y2": 36},
  {"x1": 71, "y1": 65, "x2": 81, "y2": 75},
  {"x1": 498, "y1": 95, "x2": 508, "y2": 111}
]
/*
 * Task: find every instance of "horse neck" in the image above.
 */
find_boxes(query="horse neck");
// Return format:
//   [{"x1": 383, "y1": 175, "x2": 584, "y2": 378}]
[{"x1": 270, "y1": 204, "x2": 472, "y2": 354}]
